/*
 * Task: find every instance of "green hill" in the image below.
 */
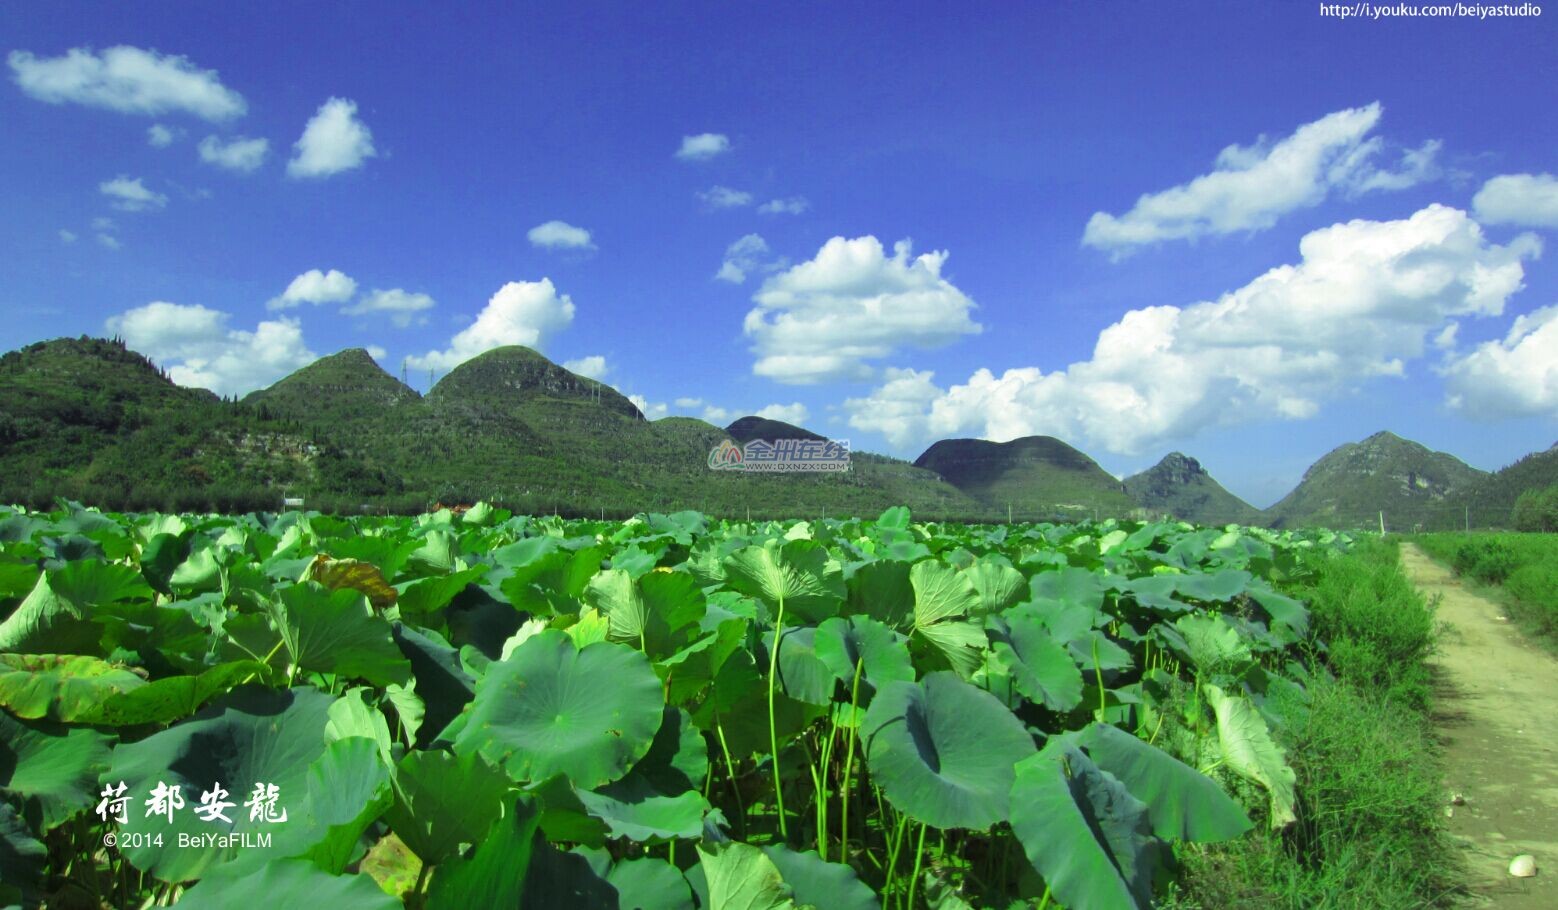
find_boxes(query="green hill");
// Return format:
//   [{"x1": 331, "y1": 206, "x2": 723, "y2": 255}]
[
  {"x1": 0, "y1": 338, "x2": 986, "y2": 519},
  {"x1": 913, "y1": 436, "x2": 1136, "y2": 519},
  {"x1": 1123, "y1": 453, "x2": 1262, "y2": 526},
  {"x1": 1266, "y1": 431, "x2": 1488, "y2": 530},
  {"x1": 1449, "y1": 442, "x2": 1558, "y2": 527},
  {"x1": 724, "y1": 416, "x2": 825, "y2": 443}
]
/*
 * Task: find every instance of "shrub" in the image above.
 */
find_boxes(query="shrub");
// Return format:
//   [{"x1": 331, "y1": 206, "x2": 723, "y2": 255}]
[{"x1": 1512, "y1": 484, "x2": 1558, "y2": 533}]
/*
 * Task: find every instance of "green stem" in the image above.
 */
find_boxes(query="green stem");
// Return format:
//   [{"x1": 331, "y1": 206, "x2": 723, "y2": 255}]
[
  {"x1": 714, "y1": 718, "x2": 747, "y2": 838},
  {"x1": 838, "y1": 654, "x2": 866, "y2": 861},
  {"x1": 1036, "y1": 883, "x2": 1052, "y2": 910},
  {"x1": 1092, "y1": 635, "x2": 1106, "y2": 720},
  {"x1": 904, "y1": 822, "x2": 929, "y2": 910},
  {"x1": 881, "y1": 811, "x2": 910, "y2": 909},
  {"x1": 767, "y1": 595, "x2": 789, "y2": 840}
]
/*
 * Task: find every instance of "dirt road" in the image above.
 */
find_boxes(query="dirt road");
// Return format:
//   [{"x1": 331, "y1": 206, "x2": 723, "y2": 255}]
[{"x1": 1398, "y1": 544, "x2": 1557, "y2": 908}]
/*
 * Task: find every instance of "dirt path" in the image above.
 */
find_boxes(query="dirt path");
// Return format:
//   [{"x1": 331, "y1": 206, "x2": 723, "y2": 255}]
[{"x1": 1398, "y1": 544, "x2": 1558, "y2": 908}]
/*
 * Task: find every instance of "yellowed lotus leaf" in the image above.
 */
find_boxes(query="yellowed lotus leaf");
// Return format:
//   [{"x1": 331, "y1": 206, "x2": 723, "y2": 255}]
[{"x1": 307, "y1": 555, "x2": 397, "y2": 610}]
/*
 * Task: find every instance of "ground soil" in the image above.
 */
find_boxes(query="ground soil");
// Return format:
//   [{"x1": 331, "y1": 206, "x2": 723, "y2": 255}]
[{"x1": 1399, "y1": 544, "x2": 1557, "y2": 908}]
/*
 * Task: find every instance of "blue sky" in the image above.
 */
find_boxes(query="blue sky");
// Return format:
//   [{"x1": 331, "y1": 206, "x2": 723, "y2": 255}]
[{"x1": 4, "y1": 1, "x2": 1556, "y2": 506}]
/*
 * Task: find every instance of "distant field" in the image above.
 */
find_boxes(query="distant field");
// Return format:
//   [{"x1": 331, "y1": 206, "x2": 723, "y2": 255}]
[{"x1": 1415, "y1": 531, "x2": 1558, "y2": 652}]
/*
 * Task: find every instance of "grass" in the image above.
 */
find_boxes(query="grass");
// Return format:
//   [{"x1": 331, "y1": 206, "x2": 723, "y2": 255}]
[
  {"x1": 1168, "y1": 538, "x2": 1459, "y2": 909},
  {"x1": 1415, "y1": 531, "x2": 1558, "y2": 654}
]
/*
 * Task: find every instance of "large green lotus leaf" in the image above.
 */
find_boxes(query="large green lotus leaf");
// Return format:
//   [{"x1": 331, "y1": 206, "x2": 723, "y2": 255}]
[
  {"x1": 0, "y1": 801, "x2": 46, "y2": 905},
  {"x1": 991, "y1": 609, "x2": 1083, "y2": 712},
  {"x1": 1028, "y1": 566, "x2": 1108, "y2": 614},
  {"x1": 584, "y1": 568, "x2": 646, "y2": 642},
  {"x1": 173, "y1": 858, "x2": 401, "y2": 910},
  {"x1": 271, "y1": 582, "x2": 411, "y2": 686},
  {"x1": 105, "y1": 686, "x2": 335, "y2": 881},
  {"x1": 1009, "y1": 745, "x2": 1158, "y2": 910},
  {"x1": 500, "y1": 545, "x2": 608, "y2": 616},
  {"x1": 0, "y1": 561, "x2": 151, "y2": 654},
  {"x1": 1205, "y1": 684, "x2": 1297, "y2": 827},
  {"x1": 1247, "y1": 583, "x2": 1310, "y2": 640},
  {"x1": 722, "y1": 539, "x2": 845, "y2": 624},
  {"x1": 576, "y1": 784, "x2": 707, "y2": 842},
  {"x1": 405, "y1": 531, "x2": 460, "y2": 577},
  {"x1": 862, "y1": 672, "x2": 1036, "y2": 830},
  {"x1": 584, "y1": 567, "x2": 704, "y2": 656},
  {"x1": 453, "y1": 631, "x2": 664, "y2": 788},
  {"x1": 75, "y1": 661, "x2": 274, "y2": 727},
  {"x1": 964, "y1": 559, "x2": 1026, "y2": 616},
  {"x1": 395, "y1": 566, "x2": 489, "y2": 624},
  {"x1": 697, "y1": 842, "x2": 798, "y2": 910},
  {"x1": 391, "y1": 624, "x2": 474, "y2": 746},
  {"x1": 323, "y1": 688, "x2": 394, "y2": 767},
  {"x1": 910, "y1": 562, "x2": 986, "y2": 678},
  {"x1": 383, "y1": 748, "x2": 512, "y2": 866},
  {"x1": 1074, "y1": 723, "x2": 1252, "y2": 842},
  {"x1": 813, "y1": 615, "x2": 914, "y2": 689},
  {"x1": 139, "y1": 530, "x2": 194, "y2": 597},
  {"x1": 1067, "y1": 629, "x2": 1134, "y2": 672},
  {"x1": 426, "y1": 798, "x2": 540, "y2": 910},
  {"x1": 630, "y1": 707, "x2": 708, "y2": 795},
  {"x1": 760, "y1": 845, "x2": 876, "y2": 910},
  {"x1": 0, "y1": 710, "x2": 113, "y2": 831},
  {"x1": 1172, "y1": 614, "x2": 1253, "y2": 671},
  {"x1": 0, "y1": 654, "x2": 145, "y2": 721},
  {"x1": 1173, "y1": 569, "x2": 1252, "y2": 603},
  {"x1": 846, "y1": 559, "x2": 914, "y2": 626},
  {"x1": 607, "y1": 856, "x2": 695, "y2": 910},
  {"x1": 764, "y1": 626, "x2": 834, "y2": 706},
  {"x1": 253, "y1": 735, "x2": 393, "y2": 875}
]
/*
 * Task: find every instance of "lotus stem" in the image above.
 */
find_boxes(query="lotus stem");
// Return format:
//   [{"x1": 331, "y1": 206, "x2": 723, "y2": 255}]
[
  {"x1": 905, "y1": 822, "x2": 929, "y2": 910},
  {"x1": 838, "y1": 654, "x2": 867, "y2": 863},
  {"x1": 767, "y1": 594, "x2": 789, "y2": 840}
]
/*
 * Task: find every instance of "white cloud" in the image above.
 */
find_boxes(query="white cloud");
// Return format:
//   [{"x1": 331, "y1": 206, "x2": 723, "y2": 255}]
[
  {"x1": 92, "y1": 216, "x2": 115, "y2": 231},
  {"x1": 343, "y1": 289, "x2": 435, "y2": 328},
  {"x1": 408, "y1": 279, "x2": 575, "y2": 372},
  {"x1": 630, "y1": 394, "x2": 668, "y2": 420},
  {"x1": 674, "y1": 397, "x2": 704, "y2": 409},
  {"x1": 1472, "y1": 173, "x2": 1558, "y2": 228},
  {"x1": 1444, "y1": 305, "x2": 1558, "y2": 417},
  {"x1": 8, "y1": 46, "x2": 246, "y2": 120},
  {"x1": 675, "y1": 132, "x2": 730, "y2": 161},
  {"x1": 1083, "y1": 103, "x2": 1439, "y2": 255},
  {"x1": 758, "y1": 196, "x2": 810, "y2": 215},
  {"x1": 287, "y1": 97, "x2": 375, "y2": 178},
  {"x1": 365, "y1": 345, "x2": 388, "y2": 362},
  {"x1": 701, "y1": 405, "x2": 734, "y2": 424},
  {"x1": 563, "y1": 355, "x2": 609, "y2": 379},
  {"x1": 268, "y1": 268, "x2": 357, "y2": 310},
  {"x1": 97, "y1": 233, "x2": 121, "y2": 250},
  {"x1": 100, "y1": 175, "x2": 167, "y2": 212},
  {"x1": 745, "y1": 236, "x2": 981, "y2": 384},
  {"x1": 147, "y1": 123, "x2": 177, "y2": 147},
  {"x1": 198, "y1": 134, "x2": 268, "y2": 173},
  {"x1": 755, "y1": 402, "x2": 810, "y2": 425},
  {"x1": 849, "y1": 205, "x2": 1539, "y2": 453},
  {"x1": 716, "y1": 233, "x2": 785, "y2": 284},
  {"x1": 527, "y1": 220, "x2": 595, "y2": 250},
  {"x1": 699, "y1": 186, "x2": 752, "y2": 209},
  {"x1": 105, "y1": 301, "x2": 316, "y2": 396},
  {"x1": 58, "y1": 229, "x2": 77, "y2": 244}
]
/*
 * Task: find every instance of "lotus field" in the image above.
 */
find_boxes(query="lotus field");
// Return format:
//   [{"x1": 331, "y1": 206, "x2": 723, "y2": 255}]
[{"x1": 0, "y1": 502, "x2": 1350, "y2": 908}]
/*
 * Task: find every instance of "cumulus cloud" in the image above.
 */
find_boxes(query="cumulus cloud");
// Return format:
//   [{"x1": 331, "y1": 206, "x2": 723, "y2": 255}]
[
  {"x1": 106, "y1": 301, "x2": 316, "y2": 396},
  {"x1": 849, "y1": 205, "x2": 1539, "y2": 452},
  {"x1": 343, "y1": 289, "x2": 436, "y2": 328},
  {"x1": 563, "y1": 355, "x2": 609, "y2": 379},
  {"x1": 8, "y1": 46, "x2": 246, "y2": 120},
  {"x1": 1444, "y1": 305, "x2": 1558, "y2": 417},
  {"x1": 745, "y1": 236, "x2": 981, "y2": 384},
  {"x1": 674, "y1": 397, "x2": 704, "y2": 409},
  {"x1": 147, "y1": 124, "x2": 177, "y2": 147},
  {"x1": 197, "y1": 134, "x2": 268, "y2": 173},
  {"x1": 1472, "y1": 173, "x2": 1558, "y2": 228},
  {"x1": 716, "y1": 234, "x2": 786, "y2": 284},
  {"x1": 1083, "y1": 103, "x2": 1439, "y2": 255},
  {"x1": 699, "y1": 186, "x2": 752, "y2": 209},
  {"x1": 527, "y1": 220, "x2": 595, "y2": 250},
  {"x1": 268, "y1": 268, "x2": 357, "y2": 310},
  {"x1": 755, "y1": 402, "x2": 810, "y2": 425},
  {"x1": 408, "y1": 279, "x2": 575, "y2": 372},
  {"x1": 58, "y1": 229, "x2": 77, "y2": 243},
  {"x1": 100, "y1": 175, "x2": 167, "y2": 212},
  {"x1": 675, "y1": 132, "x2": 730, "y2": 161},
  {"x1": 758, "y1": 196, "x2": 810, "y2": 215},
  {"x1": 701, "y1": 405, "x2": 734, "y2": 424},
  {"x1": 287, "y1": 97, "x2": 375, "y2": 178},
  {"x1": 630, "y1": 395, "x2": 669, "y2": 420},
  {"x1": 97, "y1": 233, "x2": 121, "y2": 250}
]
